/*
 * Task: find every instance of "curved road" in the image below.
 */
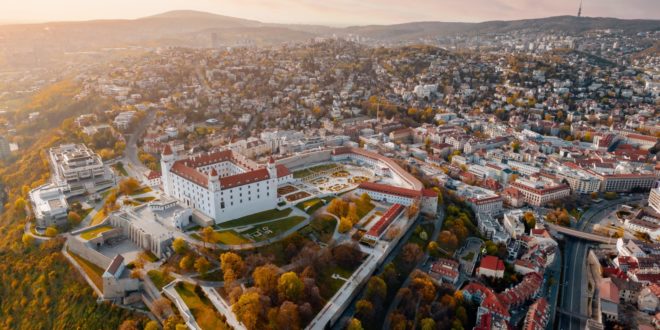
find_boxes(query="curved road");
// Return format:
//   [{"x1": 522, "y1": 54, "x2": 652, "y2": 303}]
[
  {"x1": 123, "y1": 111, "x2": 156, "y2": 182},
  {"x1": 558, "y1": 194, "x2": 645, "y2": 330}
]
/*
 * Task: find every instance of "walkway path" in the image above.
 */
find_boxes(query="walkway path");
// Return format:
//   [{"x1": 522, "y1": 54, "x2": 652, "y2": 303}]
[{"x1": 202, "y1": 286, "x2": 247, "y2": 330}]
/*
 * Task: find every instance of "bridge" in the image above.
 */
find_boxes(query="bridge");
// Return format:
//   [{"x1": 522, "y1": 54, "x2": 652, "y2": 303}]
[{"x1": 546, "y1": 223, "x2": 617, "y2": 244}]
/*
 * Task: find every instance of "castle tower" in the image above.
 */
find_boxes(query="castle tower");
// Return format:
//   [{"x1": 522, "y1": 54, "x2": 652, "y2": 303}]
[
  {"x1": 267, "y1": 156, "x2": 277, "y2": 178},
  {"x1": 208, "y1": 168, "x2": 221, "y2": 192},
  {"x1": 161, "y1": 144, "x2": 175, "y2": 195}
]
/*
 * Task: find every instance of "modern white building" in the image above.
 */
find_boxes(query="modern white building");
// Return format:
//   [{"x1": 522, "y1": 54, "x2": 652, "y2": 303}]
[
  {"x1": 503, "y1": 209, "x2": 527, "y2": 239},
  {"x1": 161, "y1": 146, "x2": 293, "y2": 223},
  {"x1": 48, "y1": 143, "x2": 114, "y2": 194},
  {"x1": 650, "y1": 187, "x2": 660, "y2": 214},
  {"x1": 29, "y1": 184, "x2": 69, "y2": 228}
]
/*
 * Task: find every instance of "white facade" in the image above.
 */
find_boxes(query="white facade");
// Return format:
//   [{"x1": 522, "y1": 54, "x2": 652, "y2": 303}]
[{"x1": 161, "y1": 148, "x2": 292, "y2": 223}]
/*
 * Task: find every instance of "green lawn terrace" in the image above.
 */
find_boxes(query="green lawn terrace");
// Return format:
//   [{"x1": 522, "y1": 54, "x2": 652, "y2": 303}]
[
  {"x1": 172, "y1": 281, "x2": 231, "y2": 330},
  {"x1": 191, "y1": 207, "x2": 310, "y2": 246},
  {"x1": 79, "y1": 225, "x2": 115, "y2": 240}
]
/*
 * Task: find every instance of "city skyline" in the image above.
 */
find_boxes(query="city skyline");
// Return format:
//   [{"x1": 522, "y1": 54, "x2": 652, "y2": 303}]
[{"x1": 1, "y1": 0, "x2": 659, "y2": 26}]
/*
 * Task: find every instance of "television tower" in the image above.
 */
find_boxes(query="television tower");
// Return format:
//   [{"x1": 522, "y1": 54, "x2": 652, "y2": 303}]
[{"x1": 577, "y1": 0, "x2": 583, "y2": 17}]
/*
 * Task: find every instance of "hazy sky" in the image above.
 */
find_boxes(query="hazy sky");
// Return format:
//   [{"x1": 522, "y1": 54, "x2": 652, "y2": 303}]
[{"x1": 1, "y1": 0, "x2": 658, "y2": 26}]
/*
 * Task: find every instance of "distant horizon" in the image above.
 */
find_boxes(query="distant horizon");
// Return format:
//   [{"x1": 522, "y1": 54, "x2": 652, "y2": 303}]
[
  {"x1": 0, "y1": 0, "x2": 658, "y2": 27},
  {"x1": 0, "y1": 10, "x2": 658, "y2": 28}
]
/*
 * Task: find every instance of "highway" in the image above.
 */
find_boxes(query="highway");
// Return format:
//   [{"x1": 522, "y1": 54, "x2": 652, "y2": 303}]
[{"x1": 558, "y1": 195, "x2": 645, "y2": 330}]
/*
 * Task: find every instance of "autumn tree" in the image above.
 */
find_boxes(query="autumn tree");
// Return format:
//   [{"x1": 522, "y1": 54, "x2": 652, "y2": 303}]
[
  {"x1": 14, "y1": 197, "x2": 27, "y2": 212},
  {"x1": 221, "y1": 252, "x2": 245, "y2": 284},
  {"x1": 233, "y1": 290, "x2": 263, "y2": 330},
  {"x1": 118, "y1": 320, "x2": 139, "y2": 330},
  {"x1": 338, "y1": 217, "x2": 352, "y2": 233},
  {"x1": 21, "y1": 233, "x2": 35, "y2": 247},
  {"x1": 278, "y1": 272, "x2": 304, "y2": 302},
  {"x1": 347, "y1": 318, "x2": 364, "y2": 330},
  {"x1": 67, "y1": 211, "x2": 82, "y2": 226},
  {"x1": 355, "y1": 299, "x2": 374, "y2": 323},
  {"x1": 420, "y1": 318, "x2": 436, "y2": 330},
  {"x1": 172, "y1": 237, "x2": 187, "y2": 254},
  {"x1": 201, "y1": 226, "x2": 214, "y2": 248},
  {"x1": 118, "y1": 178, "x2": 140, "y2": 195},
  {"x1": 45, "y1": 226, "x2": 58, "y2": 237},
  {"x1": 144, "y1": 320, "x2": 159, "y2": 330},
  {"x1": 271, "y1": 301, "x2": 300, "y2": 330},
  {"x1": 194, "y1": 257, "x2": 210, "y2": 275},
  {"x1": 151, "y1": 297, "x2": 173, "y2": 319},
  {"x1": 253, "y1": 264, "x2": 279, "y2": 298},
  {"x1": 179, "y1": 255, "x2": 193, "y2": 271},
  {"x1": 365, "y1": 276, "x2": 387, "y2": 304},
  {"x1": 400, "y1": 243, "x2": 423, "y2": 270}
]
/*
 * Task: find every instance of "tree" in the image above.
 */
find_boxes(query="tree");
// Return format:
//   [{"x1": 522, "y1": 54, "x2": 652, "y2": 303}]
[
  {"x1": 21, "y1": 233, "x2": 35, "y2": 247},
  {"x1": 172, "y1": 237, "x2": 187, "y2": 254},
  {"x1": 201, "y1": 226, "x2": 214, "y2": 247},
  {"x1": 273, "y1": 301, "x2": 300, "y2": 330},
  {"x1": 45, "y1": 227, "x2": 58, "y2": 237},
  {"x1": 355, "y1": 299, "x2": 374, "y2": 322},
  {"x1": 152, "y1": 297, "x2": 173, "y2": 319},
  {"x1": 144, "y1": 321, "x2": 159, "y2": 330},
  {"x1": 347, "y1": 203, "x2": 359, "y2": 224},
  {"x1": 179, "y1": 255, "x2": 193, "y2": 271},
  {"x1": 278, "y1": 272, "x2": 303, "y2": 302},
  {"x1": 118, "y1": 320, "x2": 139, "y2": 330},
  {"x1": 221, "y1": 252, "x2": 245, "y2": 284},
  {"x1": 327, "y1": 198, "x2": 348, "y2": 217},
  {"x1": 14, "y1": 197, "x2": 27, "y2": 212},
  {"x1": 365, "y1": 276, "x2": 387, "y2": 303},
  {"x1": 338, "y1": 217, "x2": 352, "y2": 233},
  {"x1": 332, "y1": 243, "x2": 362, "y2": 269},
  {"x1": 400, "y1": 243, "x2": 423, "y2": 270},
  {"x1": 233, "y1": 290, "x2": 262, "y2": 330},
  {"x1": 253, "y1": 264, "x2": 279, "y2": 297},
  {"x1": 118, "y1": 178, "x2": 140, "y2": 195},
  {"x1": 194, "y1": 257, "x2": 210, "y2": 275},
  {"x1": 347, "y1": 318, "x2": 364, "y2": 330},
  {"x1": 67, "y1": 211, "x2": 82, "y2": 226},
  {"x1": 421, "y1": 318, "x2": 436, "y2": 330}
]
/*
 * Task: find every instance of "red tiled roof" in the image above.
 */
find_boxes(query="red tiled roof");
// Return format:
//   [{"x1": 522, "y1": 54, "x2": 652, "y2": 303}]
[
  {"x1": 220, "y1": 168, "x2": 270, "y2": 189},
  {"x1": 276, "y1": 164, "x2": 290, "y2": 178},
  {"x1": 146, "y1": 171, "x2": 161, "y2": 180},
  {"x1": 162, "y1": 144, "x2": 173, "y2": 155},
  {"x1": 171, "y1": 161, "x2": 209, "y2": 187},
  {"x1": 421, "y1": 188, "x2": 438, "y2": 198},
  {"x1": 358, "y1": 182, "x2": 422, "y2": 199},
  {"x1": 187, "y1": 149, "x2": 233, "y2": 167},
  {"x1": 366, "y1": 204, "x2": 404, "y2": 238},
  {"x1": 480, "y1": 256, "x2": 505, "y2": 272}
]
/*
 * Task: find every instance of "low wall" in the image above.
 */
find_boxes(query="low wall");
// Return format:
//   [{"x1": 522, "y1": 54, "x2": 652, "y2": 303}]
[
  {"x1": 277, "y1": 149, "x2": 333, "y2": 170},
  {"x1": 67, "y1": 236, "x2": 112, "y2": 270}
]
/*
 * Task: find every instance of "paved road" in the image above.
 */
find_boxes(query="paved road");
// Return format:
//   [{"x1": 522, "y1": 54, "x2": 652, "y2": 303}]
[
  {"x1": 558, "y1": 195, "x2": 645, "y2": 330},
  {"x1": 123, "y1": 111, "x2": 156, "y2": 182}
]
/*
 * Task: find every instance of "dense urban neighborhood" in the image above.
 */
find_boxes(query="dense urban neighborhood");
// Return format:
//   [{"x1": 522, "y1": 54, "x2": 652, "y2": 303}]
[{"x1": 0, "y1": 8, "x2": 658, "y2": 330}]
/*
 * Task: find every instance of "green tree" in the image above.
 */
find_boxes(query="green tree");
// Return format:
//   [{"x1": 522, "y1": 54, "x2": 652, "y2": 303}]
[
  {"x1": 365, "y1": 276, "x2": 387, "y2": 303},
  {"x1": 278, "y1": 272, "x2": 304, "y2": 302}
]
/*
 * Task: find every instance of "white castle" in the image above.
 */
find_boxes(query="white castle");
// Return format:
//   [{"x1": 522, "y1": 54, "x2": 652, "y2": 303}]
[{"x1": 160, "y1": 145, "x2": 292, "y2": 223}]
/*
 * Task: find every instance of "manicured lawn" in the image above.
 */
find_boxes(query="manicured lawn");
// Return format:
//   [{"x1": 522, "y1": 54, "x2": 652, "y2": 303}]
[
  {"x1": 356, "y1": 201, "x2": 375, "y2": 219},
  {"x1": 147, "y1": 269, "x2": 174, "y2": 290},
  {"x1": 293, "y1": 168, "x2": 313, "y2": 179},
  {"x1": 175, "y1": 282, "x2": 230, "y2": 330},
  {"x1": 242, "y1": 216, "x2": 306, "y2": 242},
  {"x1": 317, "y1": 264, "x2": 357, "y2": 300},
  {"x1": 212, "y1": 230, "x2": 249, "y2": 245},
  {"x1": 293, "y1": 163, "x2": 339, "y2": 178},
  {"x1": 216, "y1": 208, "x2": 293, "y2": 229},
  {"x1": 113, "y1": 162, "x2": 128, "y2": 176},
  {"x1": 80, "y1": 225, "x2": 114, "y2": 240},
  {"x1": 79, "y1": 208, "x2": 93, "y2": 220},
  {"x1": 297, "y1": 198, "x2": 327, "y2": 214},
  {"x1": 301, "y1": 214, "x2": 337, "y2": 243},
  {"x1": 68, "y1": 250, "x2": 104, "y2": 290},
  {"x1": 196, "y1": 269, "x2": 223, "y2": 282},
  {"x1": 90, "y1": 210, "x2": 108, "y2": 226}
]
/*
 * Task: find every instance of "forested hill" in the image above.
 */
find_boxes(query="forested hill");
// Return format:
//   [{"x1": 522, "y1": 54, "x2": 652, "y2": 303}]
[{"x1": 0, "y1": 81, "x2": 147, "y2": 329}]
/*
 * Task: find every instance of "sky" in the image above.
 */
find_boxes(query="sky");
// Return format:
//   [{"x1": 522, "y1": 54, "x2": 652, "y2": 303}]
[{"x1": 0, "y1": 0, "x2": 658, "y2": 26}]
